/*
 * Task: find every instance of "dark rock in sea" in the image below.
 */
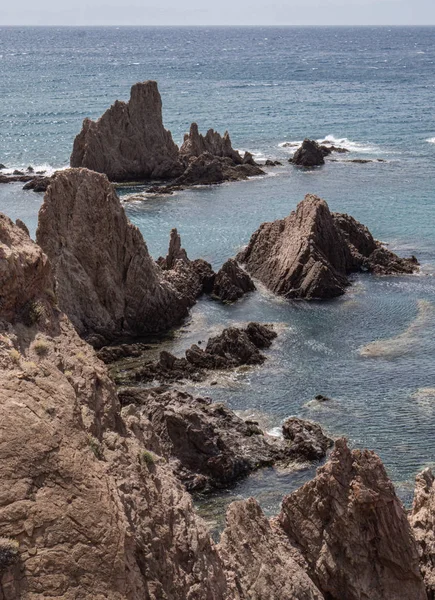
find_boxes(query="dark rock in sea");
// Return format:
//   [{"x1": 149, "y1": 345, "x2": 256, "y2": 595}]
[
  {"x1": 0, "y1": 163, "x2": 6, "y2": 170},
  {"x1": 290, "y1": 139, "x2": 325, "y2": 167},
  {"x1": 264, "y1": 159, "x2": 283, "y2": 166},
  {"x1": 278, "y1": 438, "x2": 427, "y2": 600},
  {"x1": 121, "y1": 323, "x2": 276, "y2": 384},
  {"x1": 237, "y1": 194, "x2": 418, "y2": 299},
  {"x1": 211, "y1": 258, "x2": 256, "y2": 303},
  {"x1": 22, "y1": 176, "x2": 52, "y2": 192},
  {"x1": 118, "y1": 387, "x2": 304, "y2": 491},
  {"x1": 36, "y1": 168, "x2": 200, "y2": 346},
  {"x1": 314, "y1": 394, "x2": 331, "y2": 402},
  {"x1": 26, "y1": 165, "x2": 34, "y2": 173},
  {"x1": 282, "y1": 417, "x2": 333, "y2": 461},
  {"x1": 70, "y1": 81, "x2": 183, "y2": 181},
  {"x1": 319, "y1": 144, "x2": 349, "y2": 156},
  {"x1": 13, "y1": 169, "x2": 24, "y2": 176}
]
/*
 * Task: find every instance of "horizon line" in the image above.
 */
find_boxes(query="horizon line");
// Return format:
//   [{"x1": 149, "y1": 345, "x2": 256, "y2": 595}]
[{"x1": 2, "y1": 23, "x2": 435, "y2": 28}]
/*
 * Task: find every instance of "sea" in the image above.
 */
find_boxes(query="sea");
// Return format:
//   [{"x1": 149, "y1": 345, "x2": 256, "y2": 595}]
[{"x1": 1, "y1": 26, "x2": 434, "y2": 532}]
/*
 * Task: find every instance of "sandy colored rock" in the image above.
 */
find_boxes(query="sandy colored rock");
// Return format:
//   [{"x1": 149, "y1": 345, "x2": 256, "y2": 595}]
[
  {"x1": 36, "y1": 168, "x2": 193, "y2": 346},
  {"x1": 70, "y1": 80, "x2": 182, "y2": 181},
  {"x1": 238, "y1": 194, "x2": 418, "y2": 299},
  {"x1": 218, "y1": 498, "x2": 323, "y2": 600},
  {"x1": 278, "y1": 438, "x2": 426, "y2": 600},
  {"x1": 0, "y1": 214, "x2": 229, "y2": 599}
]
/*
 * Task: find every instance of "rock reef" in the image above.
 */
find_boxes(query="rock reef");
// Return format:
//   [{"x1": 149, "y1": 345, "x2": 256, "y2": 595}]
[
  {"x1": 238, "y1": 194, "x2": 418, "y2": 299},
  {"x1": 290, "y1": 139, "x2": 325, "y2": 167}
]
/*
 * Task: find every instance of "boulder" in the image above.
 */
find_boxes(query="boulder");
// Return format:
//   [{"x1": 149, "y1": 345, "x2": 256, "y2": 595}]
[
  {"x1": 282, "y1": 417, "x2": 333, "y2": 461},
  {"x1": 290, "y1": 139, "x2": 325, "y2": 167},
  {"x1": 212, "y1": 258, "x2": 256, "y2": 303},
  {"x1": 278, "y1": 438, "x2": 426, "y2": 600},
  {"x1": 22, "y1": 176, "x2": 52, "y2": 192},
  {"x1": 118, "y1": 387, "x2": 304, "y2": 491},
  {"x1": 237, "y1": 194, "x2": 418, "y2": 299},
  {"x1": 36, "y1": 168, "x2": 194, "y2": 346},
  {"x1": 70, "y1": 80, "x2": 183, "y2": 181}
]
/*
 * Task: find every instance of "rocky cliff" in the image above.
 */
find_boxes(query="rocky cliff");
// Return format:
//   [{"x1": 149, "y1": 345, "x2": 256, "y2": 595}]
[
  {"x1": 70, "y1": 80, "x2": 182, "y2": 181},
  {"x1": 238, "y1": 194, "x2": 418, "y2": 299},
  {"x1": 36, "y1": 168, "x2": 194, "y2": 346},
  {"x1": 0, "y1": 214, "x2": 229, "y2": 599}
]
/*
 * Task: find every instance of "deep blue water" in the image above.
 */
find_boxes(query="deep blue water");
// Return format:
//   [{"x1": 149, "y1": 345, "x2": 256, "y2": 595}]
[{"x1": 1, "y1": 26, "x2": 434, "y2": 519}]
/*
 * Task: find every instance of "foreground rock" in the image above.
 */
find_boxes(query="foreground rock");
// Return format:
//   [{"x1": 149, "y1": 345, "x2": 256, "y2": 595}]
[
  {"x1": 70, "y1": 80, "x2": 182, "y2": 181},
  {"x1": 36, "y1": 168, "x2": 196, "y2": 346},
  {"x1": 0, "y1": 214, "x2": 229, "y2": 599},
  {"x1": 212, "y1": 259, "x2": 256, "y2": 303},
  {"x1": 238, "y1": 194, "x2": 418, "y2": 299},
  {"x1": 290, "y1": 139, "x2": 325, "y2": 167},
  {"x1": 219, "y1": 499, "x2": 324, "y2": 599},
  {"x1": 118, "y1": 387, "x2": 317, "y2": 492},
  {"x1": 121, "y1": 323, "x2": 277, "y2": 384},
  {"x1": 278, "y1": 438, "x2": 426, "y2": 600},
  {"x1": 409, "y1": 468, "x2": 435, "y2": 597}
]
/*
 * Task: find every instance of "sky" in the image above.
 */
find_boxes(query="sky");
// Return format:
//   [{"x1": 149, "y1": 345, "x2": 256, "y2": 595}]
[{"x1": 1, "y1": 0, "x2": 435, "y2": 26}]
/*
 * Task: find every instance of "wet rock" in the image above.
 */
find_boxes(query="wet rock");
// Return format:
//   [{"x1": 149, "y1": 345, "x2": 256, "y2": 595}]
[
  {"x1": 96, "y1": 342, "x2": 152, "y2": 363},
  {"x1": 264, "y1": 159, "x2": 283, "y2": 166},
  {"x1": 0, "y1": 173, "x2": 34, "y2": 184},
  {"x1": 278, "y1": 438, "x2": 426, "y2": 600},
  {"x1": 36, "y1": 168, "x2": 196, "y2": 346},
  {"x1": 409, "y1": 468, "x2": 435, "y2": 597},
  {"x1": 70, "y1": 80, "x2": 183, "y2": 181},
  {"x1": 212, "y1": 258, "x2": 256, "y2": 303},
  {"x1": 319, "y1": 143, "x2": 349, "y2": 155},
  {"x1": 282, "y1": 417, "x2": 333, "y2": 461},
  {"x1": 22, "y1": 176, "x2": 52, "y2": 192},
  {"x1": 314, "y1": 394, "x2": 330, "y2": 402},
  {"x1": 237, "y1": 194, "x2": 418, "y2": 299},
  {"x1": 118, "y1": 387, "x2": 301, "y2": 491},
  {"x1": 290, "y1": 139, "x2": 325, "y2": 167},
  {"x1": 219, "y1": 498, "x2": 324, "y2": 599},
  {"x1": 124, "y1": 323, "x2": 276, "y2": 384}
]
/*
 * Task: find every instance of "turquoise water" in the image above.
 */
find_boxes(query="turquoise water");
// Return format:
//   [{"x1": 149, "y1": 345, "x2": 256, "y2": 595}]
[{"x1": 1, "y1": 26, "x2": 435, "y2": 515}]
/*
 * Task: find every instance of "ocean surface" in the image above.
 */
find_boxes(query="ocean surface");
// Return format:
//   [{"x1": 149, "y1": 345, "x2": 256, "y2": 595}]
[{"x1": 1, "y1": 26, "x2": 434, "y2": 530}]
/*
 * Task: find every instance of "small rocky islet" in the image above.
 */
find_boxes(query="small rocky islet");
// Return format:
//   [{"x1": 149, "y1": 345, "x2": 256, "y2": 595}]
[{"x1": 0, "y1": 80, "x2": 432, "y2": 599}]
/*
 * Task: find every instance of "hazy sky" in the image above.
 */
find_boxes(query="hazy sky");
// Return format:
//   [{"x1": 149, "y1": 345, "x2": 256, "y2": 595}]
[{"x1": 2, "y1": 0, "x2": 435, "y2": 26}]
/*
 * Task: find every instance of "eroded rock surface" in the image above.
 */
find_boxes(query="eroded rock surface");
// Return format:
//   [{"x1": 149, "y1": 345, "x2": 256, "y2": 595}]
[
  {"x1": 70, "y1": 80, "x2": 182, "y2": 181},
  {"x1": 278, "y1": 438, "x2": 426, "y2": 600},
  {"x1": 238, "y1": 194, "x2": 418, "y2": 299},
  {"x1": 0, "y1": 215, "x2": 229, "y2": 600},
  {"x1": 118, "y1": 387, "x2": 302, "y2": 491},
  {"x1": 180, "y1": 122, "x2": 243, "y2": 163},
  {"x1": 282, "y1": 417, "x2": 333, "y2": 461},
  {"x1": 36, "y1": 168, "x2": 194, "y2": 346},
  {"x1": 212, "y1": 258, "x2": 256, "y2": 303}
]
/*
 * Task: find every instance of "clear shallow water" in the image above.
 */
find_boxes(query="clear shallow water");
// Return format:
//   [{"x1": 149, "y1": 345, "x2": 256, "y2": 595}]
[{"x1": 1, "y1": 26, "x2": 434, "y2": 518}]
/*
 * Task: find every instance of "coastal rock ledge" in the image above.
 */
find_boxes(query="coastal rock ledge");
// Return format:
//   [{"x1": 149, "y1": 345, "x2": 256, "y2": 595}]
[{"x1": 237, "y1": 194, "x2": 418, "y2": 299}]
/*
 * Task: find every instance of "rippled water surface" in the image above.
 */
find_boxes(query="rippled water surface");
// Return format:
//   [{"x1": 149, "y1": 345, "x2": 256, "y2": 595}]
[{"x1": 1, "y1": 26, "x2": 434, "y2": 518}]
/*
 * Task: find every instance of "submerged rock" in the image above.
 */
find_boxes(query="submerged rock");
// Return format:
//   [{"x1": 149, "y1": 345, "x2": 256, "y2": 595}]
[
  {"x1": 212, "y1": 258, "x2": 256, "y2": 303},
  {"x1": 36, "y1": 168, "x2": 195, "y2": 346},
  {"x1": 237, "y1": 194, "x2": 418, "y2": 299},
  {"x1": 118, "y1": 387, "x2": 303, "y2": 491},
  {"x1": 290, "y1": 139, "x2": 325, "y2": 167},
  {"x1": 70, "y1": 80, "x2": 182, "y2": 181},
  {"x1": 278, "y1": 438, "x2": 426, "y2": 600}
]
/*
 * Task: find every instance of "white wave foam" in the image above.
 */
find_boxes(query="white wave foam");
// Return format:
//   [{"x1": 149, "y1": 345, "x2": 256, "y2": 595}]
[
  {"x1": 426, "y1": 137, "x2": 435, "y2": 144},
  {"x1": 1, "y1": 163, "x2": 67, "y2": 176},
  {"x1": 279, "y1": 135, "x2": 380, "y2": 155}
]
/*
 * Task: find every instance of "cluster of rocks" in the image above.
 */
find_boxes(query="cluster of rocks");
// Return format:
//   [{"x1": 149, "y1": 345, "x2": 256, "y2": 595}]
[
  {"x1": 1, "y1": 208, "x2": 435, "y2": 600},
  {"x1": 289, "y1": 138, "x2": 386, "y2": 167},
  {"x1": 117, "y1": 322, "x2": 277, "y2": 384},
  {"x1": 0, "y1": 165, "x2": 53, "y2": 192},
  {"x1": 118, "y1": 387, "x2": 332, "y2": 492},
  {"x1": 238, "y1": 193, "x2": 418, "y2": 299},
  {"x1": 70, "y1": 81, "x2": 265, "y2": 191}
]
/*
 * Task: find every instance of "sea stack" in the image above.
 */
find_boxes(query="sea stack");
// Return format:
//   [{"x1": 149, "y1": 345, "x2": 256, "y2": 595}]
[{"x1": 237, "y1": 194, "x2": 418, "y2": 299}]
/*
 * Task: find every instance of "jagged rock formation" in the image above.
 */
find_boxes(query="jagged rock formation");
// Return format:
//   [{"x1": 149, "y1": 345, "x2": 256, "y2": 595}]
[
  {"x1": 118, "y1": 388, "x2": 308, "y2": 492},
  {"x1": 180, "y1": 122, "x2": 243, "y2": 163},
  {"x1": 278, "y1": 439, "x2": 426, "y2": 600},
  {"x1": 290, "y1": 139, "x2": 325, "y2": 167},
  {"x1": 212, "y1": 258, "x2": 256, "y2": 303},
  {"x1": 0, "y1": 215, "x2": 229, "y2": 600},
  {"x1": 36, "y1": 168, "x2": 195, "y2": 346},
  {"x1": 409, "y1": 468, "x2": 435, "y2": 597},
  {"x1": 237, "y1": 194, "x2": 418, "y2": 299},
  {"x1": 219, "y1": 499, "x2": 324, "y2": 600},
  {"x1": 119, "y1": 323, "x2": 277, "y2": 384},
  {"x1": 70, "y1": 81, "x2": 182, "y2": 181},
  {"x1": 282, "y1": 417, "x2": 333, "y2": 461}
]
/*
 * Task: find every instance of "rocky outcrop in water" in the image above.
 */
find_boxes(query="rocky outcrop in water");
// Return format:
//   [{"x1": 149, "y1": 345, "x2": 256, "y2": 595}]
[
  {"x1": 212, "y1": 258, "x2": 256, "y2": 303},
  {"x1": 0, "y1": 214, "x2": 229, "y2": 599},
  {"x1": 237, "y1": 194, "x2": 418, "y2": 299},
  {"x1": 219, "y1": 498, "x2": 324, "y2": 600},
  {"x1": 120, "y1": 323, "x2": 277, "y2": 384},
  {"x1": 278, "y1": 438, "x2": 426, "y2": 600},
  {"x1": 282, "y1": 417, "x2": 333, "y2": 461},
  {"x1": 70, "y1": 81, "x2": 182, "y2": 181},
  {"x1": 118, "y1": 387, "x2": 313, "y2": 492},
  {"x1": 409, "y1": 468, "x2": 435, "y2": 597},
  {"x1": 36, "y1": 168, "x2": 197, "y2": 346},
  {"x1": 290, "y1": 139, "x2": 325, "y2": 167},
  {"x1": 180, "y1": 122, "x2": 243, "y2": 163}
]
